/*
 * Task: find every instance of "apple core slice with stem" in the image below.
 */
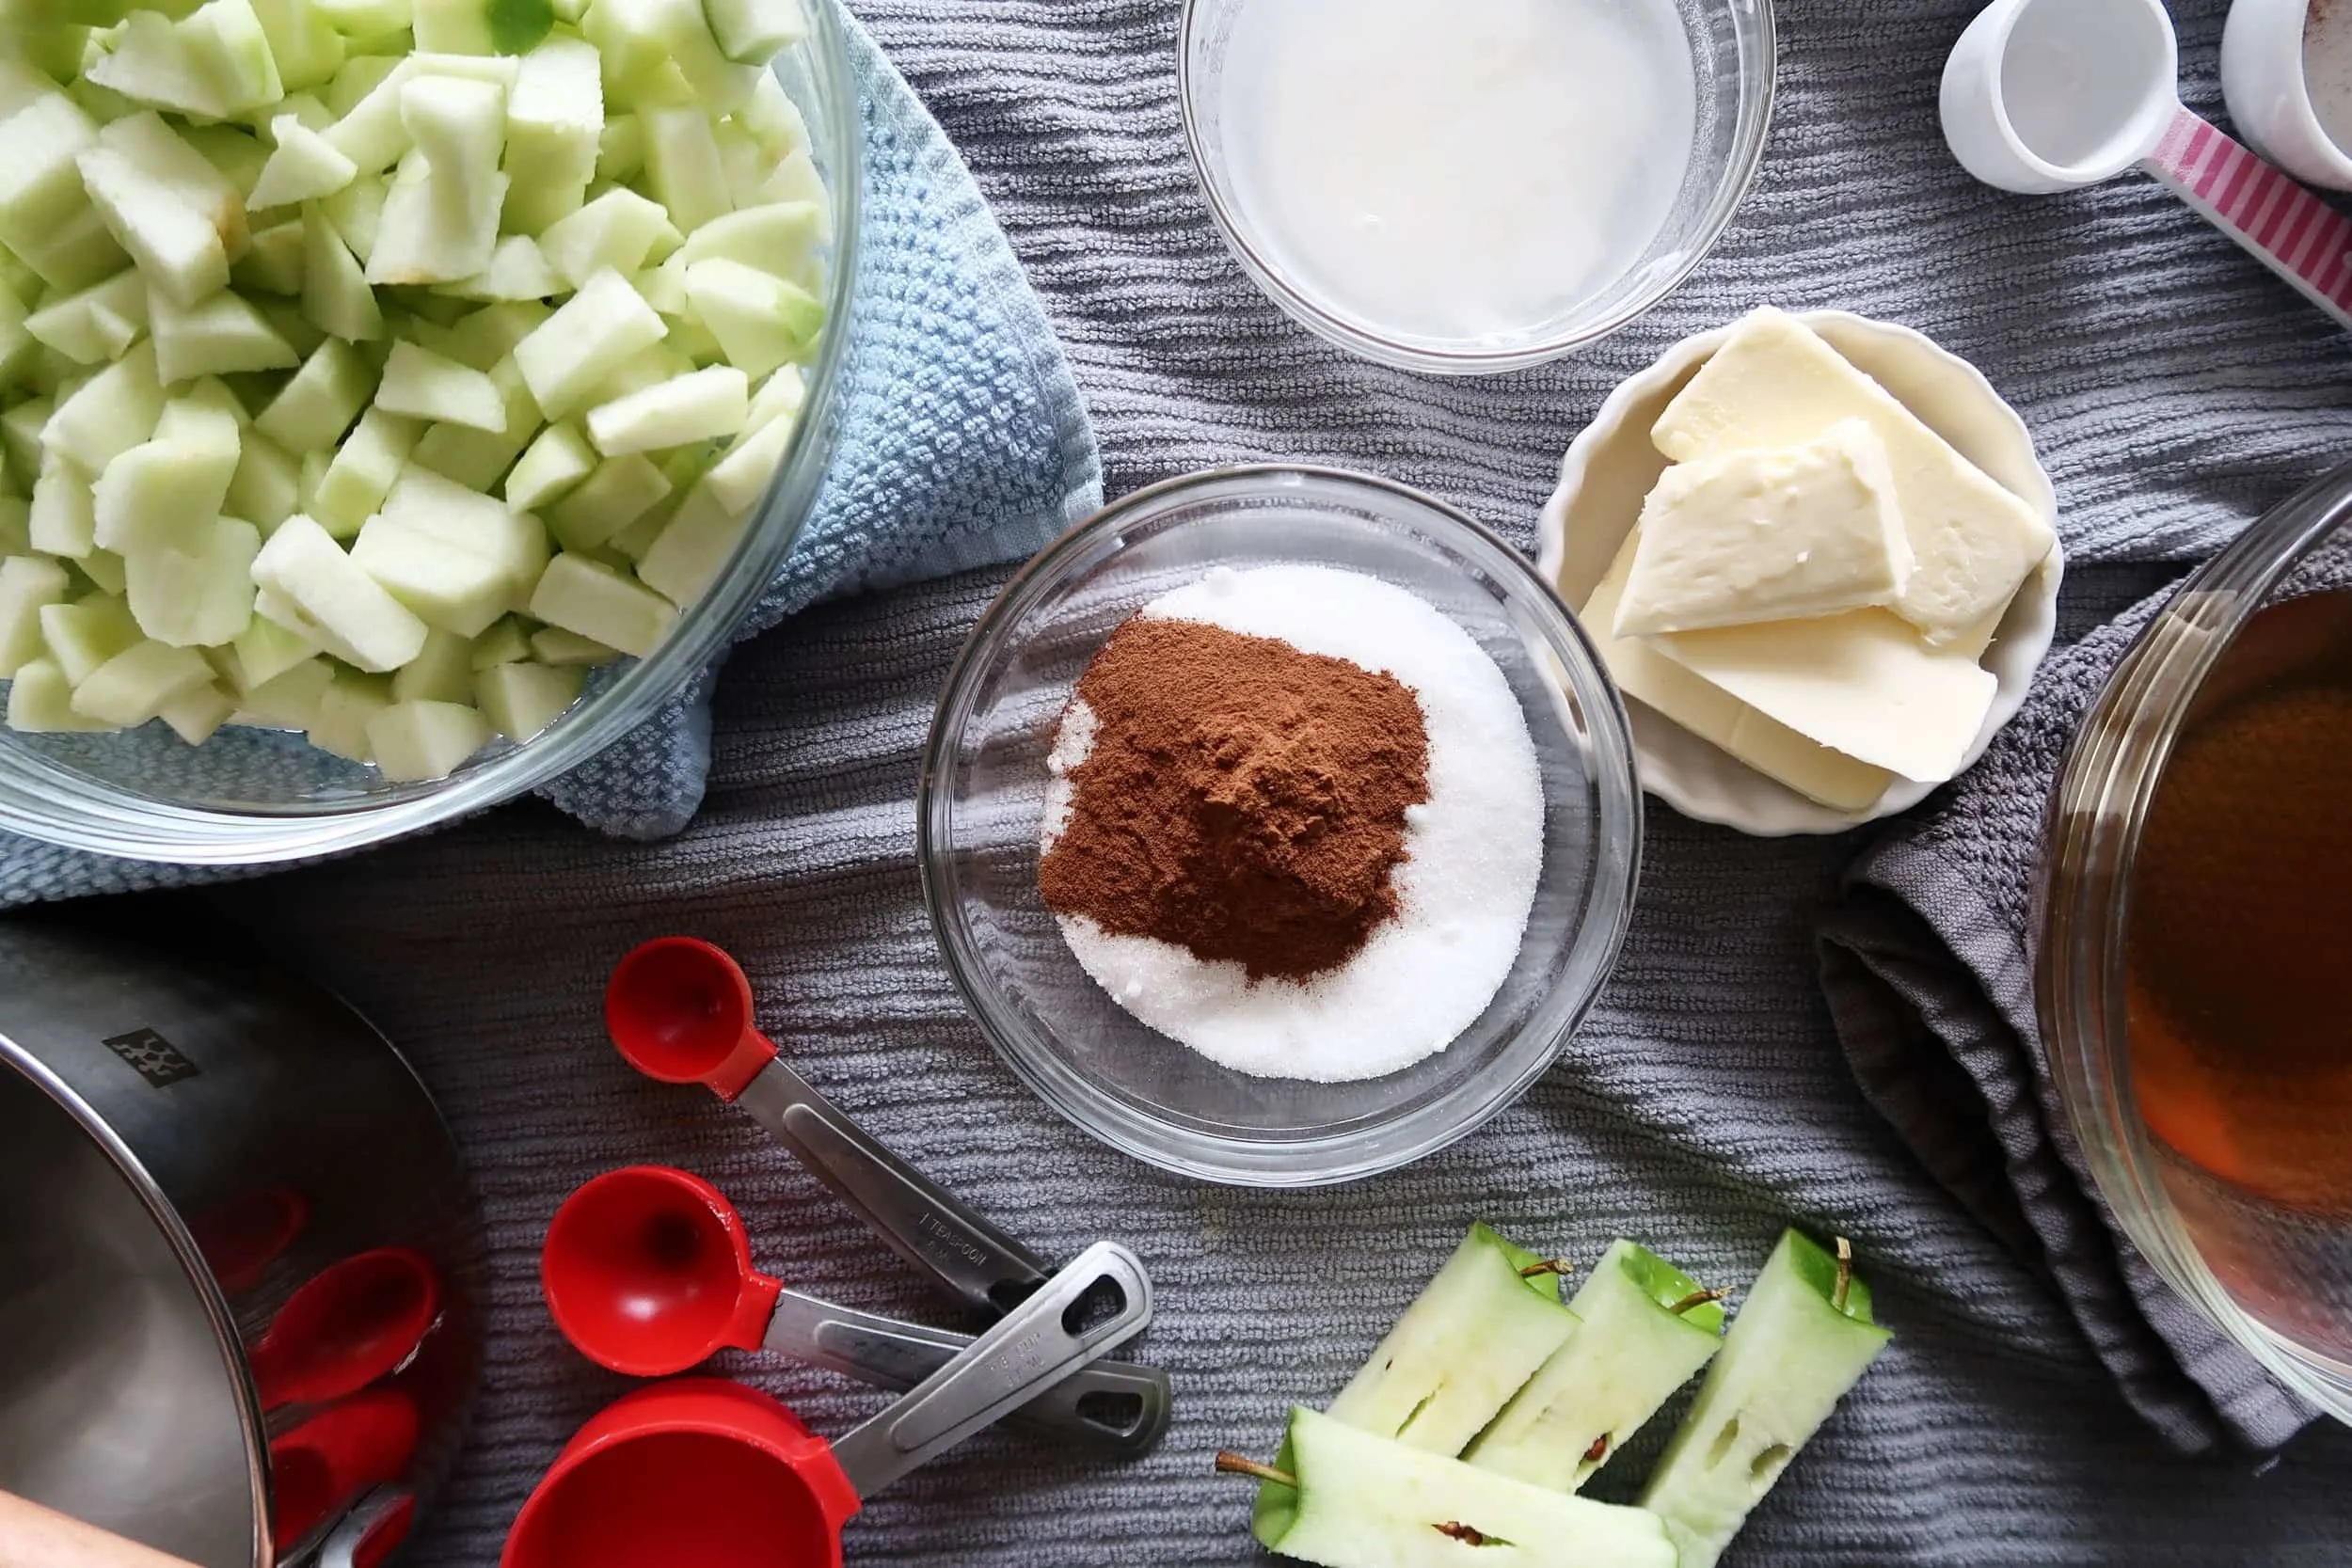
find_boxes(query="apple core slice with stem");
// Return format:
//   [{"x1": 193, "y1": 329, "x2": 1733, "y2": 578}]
[
  {"x1": 1326, "y1": 1224, "x2": 1582, "y2": 1459},
  {"x1": 1638, "y1": 1231, "x2": 1892, "y2": 1568},
  {"x1": 1465, "y1": 1239, "x2": 1727, "y2": 1494}
]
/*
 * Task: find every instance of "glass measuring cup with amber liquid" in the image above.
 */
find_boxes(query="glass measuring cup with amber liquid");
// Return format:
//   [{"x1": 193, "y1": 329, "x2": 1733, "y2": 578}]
[{"x1": 2125, "y1": 589, "x2": 2352, "y2": 1338}]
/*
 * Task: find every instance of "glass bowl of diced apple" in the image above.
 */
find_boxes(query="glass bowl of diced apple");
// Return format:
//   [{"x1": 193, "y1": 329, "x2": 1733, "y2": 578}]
[{"x1": 0, "y1": 0, "x2": 857, "y2": 862}]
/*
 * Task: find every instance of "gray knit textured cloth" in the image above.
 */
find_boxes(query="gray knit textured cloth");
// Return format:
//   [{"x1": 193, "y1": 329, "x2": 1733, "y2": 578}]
[{"x1": 72, "y1": 0, "x2": 2352, "y2": 1561}]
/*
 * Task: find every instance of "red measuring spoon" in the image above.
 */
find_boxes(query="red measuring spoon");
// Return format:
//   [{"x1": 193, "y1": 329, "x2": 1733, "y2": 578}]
[
  {"x1": 541, "y1": 1165, "x2": 1167, "y2": 1449},
  {"x1": 503, "y1": 1242, "x2": 1152, "y2": 1568},
  {"x1": 249, "y1": 1248, "x2": 439, "y2": 1412},
  {"x1": 606, "y1": 938, "x2": 1054, "y2": 1317}
]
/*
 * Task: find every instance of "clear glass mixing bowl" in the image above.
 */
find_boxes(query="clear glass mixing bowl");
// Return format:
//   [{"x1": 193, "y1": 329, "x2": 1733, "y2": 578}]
[
  {"x1": 2041, "y1": 459, "x2": 2352, "y2": 1423},
  {"x1": 918, "y1": 467, "x2": 1644, "y2": 1185},
  {"x1": 0, "y1": 3, "x2": 862, "y2": 864},
  {"x1": 1176, "y1": 0, "x2": 1776, "y2": 373}
]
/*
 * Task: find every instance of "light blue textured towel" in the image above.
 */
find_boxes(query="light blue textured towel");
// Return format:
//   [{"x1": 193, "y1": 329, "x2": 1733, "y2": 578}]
[{"x1": 0, "y1": 15, "x2": 1102, "y2": 902}]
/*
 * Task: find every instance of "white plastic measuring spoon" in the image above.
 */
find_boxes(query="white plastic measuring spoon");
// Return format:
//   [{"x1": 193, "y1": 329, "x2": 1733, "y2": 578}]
[{"x1": 1942, "y1": 0, "x2": 2352, "y2": 331}]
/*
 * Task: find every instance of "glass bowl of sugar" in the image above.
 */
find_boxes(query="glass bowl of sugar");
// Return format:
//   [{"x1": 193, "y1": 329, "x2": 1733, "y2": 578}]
[
  {"x1": 1178, "y1": 0, "x2": 1776, "y2": 373},
  {"x1": 919, "y1": 467, "x2": 1643, "y2": 1185}
]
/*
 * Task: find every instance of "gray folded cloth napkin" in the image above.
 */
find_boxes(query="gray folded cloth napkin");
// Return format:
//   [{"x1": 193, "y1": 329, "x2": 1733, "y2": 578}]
[{"x1": 1818, "y1": 562, "x2": 2339, "y2": 1456}]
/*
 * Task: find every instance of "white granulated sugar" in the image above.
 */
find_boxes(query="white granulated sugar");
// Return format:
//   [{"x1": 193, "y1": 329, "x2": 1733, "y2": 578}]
[{"x1": 1043, "y1": 563, "x2": 1545, "y2": 1083}]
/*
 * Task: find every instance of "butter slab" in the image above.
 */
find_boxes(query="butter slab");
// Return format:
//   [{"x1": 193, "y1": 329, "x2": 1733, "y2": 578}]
[
  {"x1": 1616, "y1": 419, "x2": 1913, "y2": 638},
  {"x1": 1650, "y1": 307, "x2": 2053, "y2": 646},
  {"x1": 1645, "y1": 602, "x2": 1998, "y2": 784},
  {"x1": 1581, "y1": 531, "x2": 1898, "y2": 813}
]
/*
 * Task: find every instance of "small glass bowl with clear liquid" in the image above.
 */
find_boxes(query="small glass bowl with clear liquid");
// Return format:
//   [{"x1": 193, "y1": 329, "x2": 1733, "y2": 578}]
[
  {"x1": 2042, "y1": 461, "x2": 2352, "y2": 1422},
  {"x1": 1177, "y1": 0, "x2": 1776, "y2": 373}
]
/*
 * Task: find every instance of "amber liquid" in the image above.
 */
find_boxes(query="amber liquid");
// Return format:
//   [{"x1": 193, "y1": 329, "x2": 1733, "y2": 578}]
[{"x1": 2125, "y1": 589, "x2": 2352, "y2": 1214}]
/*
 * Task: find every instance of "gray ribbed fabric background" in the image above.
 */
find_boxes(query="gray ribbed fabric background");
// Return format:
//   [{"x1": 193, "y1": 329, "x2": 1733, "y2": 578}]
[{"x1": 92, "y1": 0, "x2": 2352, "y2": 1561}]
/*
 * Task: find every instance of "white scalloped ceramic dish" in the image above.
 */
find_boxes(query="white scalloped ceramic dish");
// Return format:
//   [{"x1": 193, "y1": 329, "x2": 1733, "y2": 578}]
[{"x1": 1534, "y1": 309, "x2": 2063, "y2": 836}]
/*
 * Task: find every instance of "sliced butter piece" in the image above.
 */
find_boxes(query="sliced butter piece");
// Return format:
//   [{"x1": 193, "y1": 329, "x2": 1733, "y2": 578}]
[
  {"x1": 1582, "y1": 531, "x2": 1898, "y2": 814},
  {"x1": 1616, "y1": 419, "x2": 1912, "y2": 638},
  {"x1": 1651, "y1": 307, "x2": 2053, "y2": 646},
  {"x1": 1645, "y1": 604, "x2": 1997, "y2": 785}
]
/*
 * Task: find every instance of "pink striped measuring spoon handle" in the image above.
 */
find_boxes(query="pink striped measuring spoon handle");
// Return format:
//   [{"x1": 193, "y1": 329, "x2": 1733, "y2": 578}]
[{"x1": 2144, "y1": 106, "x2": 2352, "y2": 332}]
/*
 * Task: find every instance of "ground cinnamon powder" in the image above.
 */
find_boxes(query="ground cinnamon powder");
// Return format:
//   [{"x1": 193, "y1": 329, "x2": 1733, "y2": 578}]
[{"x1": 1038, "y1": 616, "x2": 1431, "y2": 981}]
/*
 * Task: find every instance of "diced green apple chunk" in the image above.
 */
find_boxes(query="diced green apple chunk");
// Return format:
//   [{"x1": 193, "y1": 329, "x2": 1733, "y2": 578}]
[
  {"x1": 387, "y1": 621, "x2": 468, "y2": 701},
  {"x1": 310, "y1": 404, "x2": 415, "y2": 535},
  {"x1": 230, "y1": 603, "x2": 316, "y2": 683},
  {"x1": 511, "y1": 265, "x2": 664, "y2": 417},
  {"x1": 469, "y1": 613, "x2": 529, "y2": 667},
  {"x1": 251, "y1": 511, "x2": 428, "y2": 671},
  {"x1": 126, "y1": 514, "x2": 258, "y2": 644},
  {"x1": 226, "y1": 426, "x2": 300, "y2": 528},
  {"x1": 499, "y1": 35, "x2": 599, "y2": 235},
  {"x1": 0, "y1": 94, "x2": 129, "y2": 292},
  {"x1": 544, "y1": 448, "x2": 664, "y2": 549},
  {"x1": 30, "y1": 451, "x2": 97, "y2": 556},
  {"x1": 634, "y1": 476, "x2": 739, "y2": 607},
  {"x1": 42, "y1": 337, "x2": 160, "y2": 472},
  {"x1": 237, "y1": 650, "x2": 333, "y2": 724},
  {"x1": 0, "y1": 553, "x2": 71, "y2": 674},
  {"x1": 503, "y1": 418, "x2": 591, "y2": 510},
  {"x1": 373, "y1": 336, "x2": 502, "y2": 429},
  {"x1": 411, "y1": 0, "x2": 552, "y2": 55},
  {"x1": 40, "y1": 593, "x2": 141, "y2": 684},
  {"x1": 157, "y1": 677, "x2": 235, "y2": 742},
  {"x1": 700, "y1": 0, "x2": 800, "y2": 66},
  {"x1": 585, "y1": 363, "x2": 743, "y2": 455},
  {"x1": 699, "y1": 403, "x2": 789, "y2": 515},
  {"x1": 249, "y1": 0, "x2": 344, "y2": 93},
  {"x1": 349, "y1": 512, "x2": 509, "y2": 634},
  {"x1": 1640, "y1": 1232, "x2": 1893, "y2": 1568},
  {"x1": 363, "y1": 694, "x2": 485, "y2": 779},
  {"x1": 149, "y1": 286, "x2": 298, "y2": 383},
  {"x1": 256, "y1": 338, "x2": 372, "y2": 452},
  {"x1": 639, "y1": 103, "x2": 730, "y2": 231},
  {"x1": 299, "y1": 200, "x2": 384, "y2": 340},
  {"x1": 235, "y1": 216, "x2": 307, "y2": 294},
  {"x1": 78, "y1": 144, "x2": 229, "y2": 307},
  {"x1": 7, "y1": 655, "x2": 116, "y2": 730},
  {"x1": 378, "y1": 461, "x2": 544, "y2": 598},
  {"x1": 247, "y1": 113, "x2": 357, "y2": 209},
  {"x1": 537, "y1": 186, "x2": 673, "y2": 290},
  {"x1": 527, "y1": 549, "x2": 669, "y2": 656},
  {"x1": 527, "y1": 621, "x2": 614, "y2": 665},
  {"x1": 304, "y1": 668, "x2": 389, "y2": 759},
  {"x1": 71, "y1": 634, "x2": 211, "y2": 723},
  {"x1": 683, "y1": 255, "x2": 818, "y2": 378},
  {"x1": 93, "y1": 402, "x2": 240, "y2": 553},
  {"x1": 474, "y1": 654, "x2": 577, "y2": 739},
  {"x1": 439, "y1": 233, "x2": 557, "y2": 301}
]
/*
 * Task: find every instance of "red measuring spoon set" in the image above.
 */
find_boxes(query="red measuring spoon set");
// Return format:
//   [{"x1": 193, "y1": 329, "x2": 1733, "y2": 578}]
[{"x1": 506, "y1": 937, "x2": 1171, "y2": 1566}]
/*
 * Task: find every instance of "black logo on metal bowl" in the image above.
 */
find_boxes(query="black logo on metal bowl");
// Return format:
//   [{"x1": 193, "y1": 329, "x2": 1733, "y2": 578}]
[{"x1": 103, "y1": 1027, "x2": 200, "y2": 1087}]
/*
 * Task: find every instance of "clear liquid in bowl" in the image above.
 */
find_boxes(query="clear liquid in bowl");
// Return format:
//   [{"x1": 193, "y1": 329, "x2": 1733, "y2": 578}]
[{"x1": 2125, "y1": 589, "x2": 2352, "y2": 1343}]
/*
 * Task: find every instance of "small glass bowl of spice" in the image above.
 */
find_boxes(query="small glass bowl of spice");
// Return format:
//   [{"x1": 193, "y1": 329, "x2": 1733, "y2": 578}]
[{"x1": 919, "y1": 467, "x2": 1642, "y2": 1186}]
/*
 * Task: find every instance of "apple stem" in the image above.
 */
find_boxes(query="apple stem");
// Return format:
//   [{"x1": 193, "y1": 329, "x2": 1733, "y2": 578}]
[
  {"x1": 1215, "y1": 1451, "x2": 1295, "y2": 1488},
  {"x1": 1668, "y1": 1286, "x2": 1730, "y2": 1316},
  {"x1": 1518, "y1": 1257, "x2": 1573, "y2": 1280},
  {"x1": 1834, "y1": 1236, "x2": 1854, "y2": 1313}
]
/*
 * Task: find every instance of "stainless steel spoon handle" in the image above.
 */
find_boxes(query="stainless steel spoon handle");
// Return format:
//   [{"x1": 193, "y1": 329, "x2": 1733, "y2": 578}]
[
  {"x1": 736, "y1": 1056, "x2": 1050, "y2": 1316},
  {"x1": 764, "y1": 1287, "x2": 1171, "y2": 1454},
  {"x1": 827, "y1": 1242, "x2": 1152, "y2": 1499}
]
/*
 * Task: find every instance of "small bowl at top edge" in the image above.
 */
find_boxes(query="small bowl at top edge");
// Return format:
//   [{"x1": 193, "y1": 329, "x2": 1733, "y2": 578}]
[
  {"x1": 1534, "y1": 309, "x2": 2064, "y2": 837},
  {"x1": 1176, "y1": 0, "x2": 1778, "y2": 374}
]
